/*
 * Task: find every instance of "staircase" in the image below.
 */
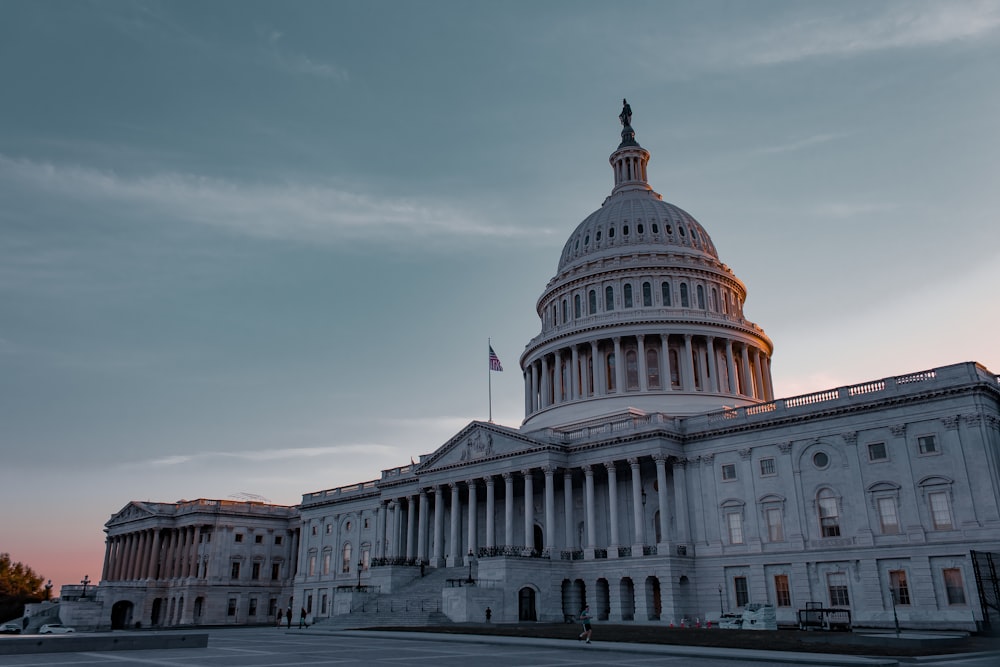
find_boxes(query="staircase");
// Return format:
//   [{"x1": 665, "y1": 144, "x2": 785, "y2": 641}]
[{"x1": 313, "y1": 565, "x2": 470, "y2": 629}]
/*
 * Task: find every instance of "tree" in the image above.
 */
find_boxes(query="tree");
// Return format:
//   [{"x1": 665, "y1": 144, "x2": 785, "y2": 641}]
[{"x1": 0, "y1": 553, "x2": 46, "y2": 621}]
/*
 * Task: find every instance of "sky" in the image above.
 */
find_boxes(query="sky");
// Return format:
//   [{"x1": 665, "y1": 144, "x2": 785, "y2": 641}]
[{"x1": 1, "y1": 0, "x2": 998, "y2": 592}]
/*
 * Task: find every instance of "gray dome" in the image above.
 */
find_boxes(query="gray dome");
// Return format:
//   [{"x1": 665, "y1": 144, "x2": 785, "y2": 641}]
[{"x1": 557, "y1": 193, "x2": 719, "y2": 274}]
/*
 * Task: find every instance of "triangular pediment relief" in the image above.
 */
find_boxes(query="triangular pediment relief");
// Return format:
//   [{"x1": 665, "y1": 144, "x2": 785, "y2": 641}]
[
  {"x1": 105, "y1": 501, "x2": 159, "y2": 527},
  {"x1": 419, "y1": 422, "x2": 547, "y2": 471}
]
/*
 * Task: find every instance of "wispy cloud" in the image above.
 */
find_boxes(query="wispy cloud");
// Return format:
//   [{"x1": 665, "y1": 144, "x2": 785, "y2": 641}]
[
  {"x1": 264, "y1": 29, "x2": 349, "y2": 81},
  {"x1": 0, "y1": 154, "x2": 542, "y2": 244},
  {"x1": 130, "y1": 443, "x2": 396, "y2": 468},
  {"x1": 812, "y1": 201, "x2": 899, "y2": 219},
  {"x1": 755, "y1": 133, "x2": 847, "y2": 155}
]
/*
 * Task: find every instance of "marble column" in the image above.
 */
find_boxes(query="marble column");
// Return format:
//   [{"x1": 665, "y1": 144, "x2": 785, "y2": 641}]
[
  {"x1": 147, "y1": 530, "x2": 161, "y2": 579},
  {"x1": 406, "y1": 496, "x2": 416, "y2": 561},
  {"x1": 504, "y1": 472, "x2": 514, "y2": 547},
  {"x1": 584, "y1": 465, "x2": 596, "y2": 550},
  {"x1": 485, "y1": 476, "x2": 496, "y2": 549},
  {"x1": 570, "y1": 346, "x2": 580, "y2": 400},
  {"x1": 740, "y1": 344, "x2": 752, "y2": 397},
  {"x1": 661, "y1": 334, "x2": 673, "y2": 391},
  {"x1": 613, "y1": 337, "x2": 624, "y2": 393},
  {"x1": 540, "y1": 356, "x2": 550, "y2": 408},
  {"x1": 544, "y1": 466, "x2": 556, "y2": 551},
  {"x1": 523, "y1": 470, "x2": 534, "y2": 549},
  {"x1": 553, "y1": 350, "x2": 563, "y2": 404},
  {"x1": 449, "y1": 484, "x2": 460, "y2": 564},
  {"x1": 673, "y1": 459, "x2": 690, "y2": 545},
  {"x1": 706, "y1": 336, "x2": 718, "y2": 393},
  {"x1": 725, "y1": 339, "x2": 738, "y2": 394},
  {"x1": 417, "y1": 489, "x2": 429, "y2": 562},
  {"x1": 432, "y1": 486, "x2": 444, "y2": 564},
  {"x1": 101, "y1": 539, "x2": 112, "y2": 581},
  {"x1": 530, "y1": 363, "x2": 539, "y2": 413},
  {"x1": 606, "y1": 462, "x2": 620, "y2": 549},
  {"x1": 466, "y1": 479, "x2": 478, "y2": 556},
  {"x1": 563, "y1": 470, "x2": 574, "y2": 549},
  {"x1": 752, "y1": 348, "x2": 764, "y2": 400},
  {"x1": 629, "y1": 458, "x2": 645, "y2": 547},
  {"x1": 637, "y1": 334, "x2": 648, "y2": 391},
  {"x1": 654, "y1": 455, "x2": 670, "y2": 546},
  {"x1": 683, "y1": 334, "x2": 695, "y2": 391}
]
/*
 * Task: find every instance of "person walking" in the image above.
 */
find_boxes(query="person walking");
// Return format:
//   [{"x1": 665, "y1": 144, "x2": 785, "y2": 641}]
[
  {"x1": 286, "y1": 607, "x2": 292, "y2": 628},
  {"x1": 299, "y1": 607, "x2": 308, "y2": 628},
  {"x1": 578, "y1": 604, "x2": 593, "y2": 644}
]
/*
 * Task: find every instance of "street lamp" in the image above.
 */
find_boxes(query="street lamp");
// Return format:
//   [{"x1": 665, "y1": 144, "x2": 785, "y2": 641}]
[
  {"x1": 80, "y1": 575, "x2": 91, "y2": 599},
  {"x1": 44, "y1": 580, "x2": 53, "y2": 600},
  {"x1": 466, "y1": 550, "x2": 474, "y2": 584},
  {"x1": 718, "y1": 584, "x2": 724, "y2": 615},
  {"x1": 357, "y1": 559, "x2": 364, "y2": 590},
  {"x1": 889, "y1": 584, "x2": 900, "y2": 637}
]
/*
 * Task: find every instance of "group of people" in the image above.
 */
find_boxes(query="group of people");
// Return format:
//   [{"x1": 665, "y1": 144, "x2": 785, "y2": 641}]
[{"x1": 274, "y1": 607, "x2": 310, "y2": 629}]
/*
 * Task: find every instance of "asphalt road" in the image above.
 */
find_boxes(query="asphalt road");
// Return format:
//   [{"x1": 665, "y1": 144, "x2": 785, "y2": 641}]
[{"x1": 0, "y1": 627, "x2": 997, "y2": 667}]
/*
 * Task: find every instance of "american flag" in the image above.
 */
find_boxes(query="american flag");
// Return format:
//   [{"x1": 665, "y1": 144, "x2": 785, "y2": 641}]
[{"x1": 489, "y1": 345, "x2": 504, "y2": 372}]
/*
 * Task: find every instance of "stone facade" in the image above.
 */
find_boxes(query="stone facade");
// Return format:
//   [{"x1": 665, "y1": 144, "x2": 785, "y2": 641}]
[{"x1": 94, "y1": 104, "x2": 1000, "y2": 631}]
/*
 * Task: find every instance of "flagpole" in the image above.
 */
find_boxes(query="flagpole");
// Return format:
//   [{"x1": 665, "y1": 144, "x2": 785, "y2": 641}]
[{"x1": 488, "y1": 338, "x2": 493, "y2": 423}]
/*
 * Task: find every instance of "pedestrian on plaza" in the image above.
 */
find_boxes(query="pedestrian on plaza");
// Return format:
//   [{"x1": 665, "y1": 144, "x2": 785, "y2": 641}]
[
  {"x1": 299, "y1": 607, "x2": 308, "y2": 628},
  {"x1": 485, "y1": 606, "x2": 492, "y2": 622},
  {"x1": 578, "y1": 604, "x2": 593, "y2": 644},
  {"x1": 286, "y1": 607, "x2": 292, "y2": 628}
]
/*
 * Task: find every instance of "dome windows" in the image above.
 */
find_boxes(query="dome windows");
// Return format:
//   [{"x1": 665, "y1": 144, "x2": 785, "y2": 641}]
[
  {"x1": 574, "y1": 294, "x2": 582, "y2": 319},
  {"x1": 697, "y1": 285, "x2": 706, "y2": 310},
  {"x1": 661, "y1": 281, "x2": 672, "y2": 307},
  {"x1": 596, "y1": 230, "x2": 602, "y2": 242},
  {"x1": 642, "y1": 282, "x2": 652, "y2": 307},
  {"x1": 605, "y1": 286, "x2": 615, "y2": 311},
  {"x1": 651, "y1": 223, "x2": 659, "y2": 233},
  {"x1": 637, "y1": 223, "x2": 643, "y2": 234},
  {"x1": 608, "y1": 227, "x2": 615, "y2": 239},
  {"x1": 680, "y1": 282, "x2": 690, "y2": 308},
  {"x1": 623, "y1": 225, "x2": 629, "y2": 236},
  {"x1": 588, "y1": 290, "x2": 597, "y2": 314},
  {"x1": 624, "y1": 284, "x2": 633, "y2": 308},
  {"x1": 584, "y1": 234, "x2": 590, "y2": 245},
  {"x1": 666, "y1": 224, "x2": 673, "y2": 235},
  {"x1": 679, "y1": 226, "x2": 686, "y2": 237}
]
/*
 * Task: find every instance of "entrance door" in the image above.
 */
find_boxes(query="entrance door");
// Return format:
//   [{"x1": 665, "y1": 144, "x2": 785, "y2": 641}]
[
  {"x1": 518, "y1": 587, "x2": 537, "y2": 621},
  {"x1": 110, "y1": 600, "x2": 133, "y2": 629}
]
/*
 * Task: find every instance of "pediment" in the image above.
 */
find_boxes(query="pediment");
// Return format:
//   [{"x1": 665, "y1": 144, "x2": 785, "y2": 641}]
[
  {"x1": 105, "y1": 501, "x2": 158, "y2": 527},
  {"x1": 419, "y1": 422, "x2": 544, "y2": 471}
]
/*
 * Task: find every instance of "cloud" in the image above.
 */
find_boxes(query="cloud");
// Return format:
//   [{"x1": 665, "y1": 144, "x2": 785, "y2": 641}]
[
  {"x1": 0, "y1": 154, "x2": 546, "y2": 245},
  {"x1": 811, "y1": 201, "x2": 899, "y2": 219},
  {"x1": 755, "y1": 133, "x2": 847, "y2": 155},
  {"x1": 280, "y1": 52, "x2": 350, "y2": 81},
  {"x1": 131, "y1": 443, "x2": 397, "y2": 469}
]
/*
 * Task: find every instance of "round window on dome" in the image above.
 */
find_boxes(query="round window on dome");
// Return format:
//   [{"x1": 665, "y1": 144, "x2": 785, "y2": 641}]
[
  {"x1": 584, "y1": 234, "x2": 590, "y2": 245},
  {"x1": 665, "y1": 224, "x2": 672, "y2": 234},
  {"x1": 575, "y1": 239, "x2": 580, "y2": 250},
  {"x1": 608, "y1": 227, "x2": 615, "y2": 238},
  {"x1": 679, "y1": 226, "x2": 686, "y2": 237},
  {"x1": 813, "y1": 452, "x2": 830, "y2": 469},
  {"x1": 637, "y1": 223, "x2": 644, "y2": 234},
  {"x1": 596, "y1": 231, "x2": 602, "y2": 241},
  {"x1": 623, "y1": 225, "x2": 629, "y2": 236},
  {"x1": 652, "y1": 223, "x2": 659, "y2": 233}
]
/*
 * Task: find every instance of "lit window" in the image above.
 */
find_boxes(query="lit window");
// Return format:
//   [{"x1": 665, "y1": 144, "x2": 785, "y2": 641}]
[
  {"x1": 624, "y1": 284, "x2": 633, "y2": 308},
  {"x1": 661, "y1": 282, "x2": 672, "y2": 306},
  {"x1": 877, "y1": 497, "x2": 900, "y2": 535},
  {"x1": 606, "y1": 352, "x2": 616, "y2": 392},
  {"x1": 918, "y1": 435, "x2": 938, "y2": 455},
  {"x1": 818, "y1": 489, "x2": 841, "y2": 537},
  {"x1": 759, "y1": 458, "x2": 776, "y2": 476},
  {"x1": 342, "y1": 543, "x2": 352, "y2": 573},
  {"x1": 929, "y1": 491, "x2": 953, "y2": 530},
  {"x1": 727, "y1": 512, "x2": 744, "y2": 545},
  {"x1": 827, "y1": 572, "x2": 850, "y2": 607},
  {"x1": 734, "y1": 576, "x2": 749, "y2": 607},
  {"x1": 868, "y1": 442, "x2": 887, "y2": 461},
  {"x1": 889, "y1": 570, "x2": 910, "y2": 605},
  {"x1": 721, "y1": 464, "x2": 737, "y2": 481},
  {"x1": 943, "y1": 568, "x2": 966, "y2": 605},
  {"x1": 308, "y1": 555, "x2": 316, "y2": 576},
  {"x1": 766, "y1": 508, "x2": 784, "y2": 542},
  {"x1": 322, "y1": 553, "x2": 330, "y2": 575},
  {"x1": 774, "y1": 574, "x2": 791, "y2": 607}
]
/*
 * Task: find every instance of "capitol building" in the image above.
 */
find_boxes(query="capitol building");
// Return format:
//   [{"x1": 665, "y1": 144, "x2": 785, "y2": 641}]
[{"x1": 92, "y1": 103, "x2": 1000, "y2": 632}]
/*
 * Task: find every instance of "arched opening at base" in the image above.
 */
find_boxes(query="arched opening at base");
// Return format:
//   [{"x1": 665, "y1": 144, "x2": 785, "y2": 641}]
[
  {"x1": 110, "y1": 600, "x2": 134, "y2": 629},
  {"x1": 518, "y1": 587, "x2": 537, "y2": 621}
]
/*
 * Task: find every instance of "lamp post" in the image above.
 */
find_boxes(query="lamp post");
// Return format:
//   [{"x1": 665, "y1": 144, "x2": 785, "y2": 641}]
[
  {"x1": 466, "y1": 550, "x2": 474, "y2": 584},
  {"x1": 80, "y1": 575, "x2": 91, "y2": 599},
  {"x1": 889, "y1": 584, "x2": 900, "y2": 637},
  {"x1": 356, "y1": 559, "x2": 364, "y2": 590},
  {"x1": 718, "y1": 584, "x2": 724, "y2": 615}
]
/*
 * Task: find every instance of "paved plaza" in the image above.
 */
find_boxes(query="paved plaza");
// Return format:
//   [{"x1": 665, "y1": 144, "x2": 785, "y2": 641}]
[{"x1": 2, "y1": 628, "x2": 999, "y2": 667}]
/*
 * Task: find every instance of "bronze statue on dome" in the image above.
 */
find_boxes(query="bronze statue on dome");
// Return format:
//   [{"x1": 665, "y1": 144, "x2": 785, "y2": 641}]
[{"x1": 619, "y1": 98, "x2": 632, "y2": 127}]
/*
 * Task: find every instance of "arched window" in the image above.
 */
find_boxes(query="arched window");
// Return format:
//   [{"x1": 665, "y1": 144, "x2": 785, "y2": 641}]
[
  {"x1": 625, "y1": 349, "x2": 639, "y2": 390},
  {"x1": 669, "y1": 348, "x2": 681, "y2": 388},
  {"x1": 642, "y1": 282, "x2": 652, "y2": 307},
  {"x1": 562, "y1": 299, "x2": 568, "y2": 323},
  {"x1": 552, "y1": 304, "x2": 557, "y2": 325},
  {"x1": 817, "y1": 489, "x2": 841, "y2": 537},
  {"x1": 606, "y1": 352, "x2": 616, "y2": 392},
  {"x1": 680, "y1": 283, "x2": 690, "y2": 308},
  {"x1": 661, "y1": 282, "x2": 672, "y2": 306},
  {"x1": 574, "y1": 294, "x2": 581, "y2": 319},
  {"x1": 697, "y1": 285, "x2": 705, "y2": 309},
  {"x1": 624, "y1": 284, "x2": 633, "y2": 308},
  {"x1": 712, "y1": 288, "x2": 719, "y2": 312},
  {"x1": 588, "y1": 290, "x2": 597, "y2": 314},
  {"x1": 721, "y1": 289, "x2": 728, "y2": 314},
  {"x1": 341, "y1": 543, "x2": 352, "y2": 573},
  {"x1": 646, "y1": 348, "x2": 660, "y2": 389},
  {"x1": 605, "y1": 286, "x2": 614, "y2": 311}
]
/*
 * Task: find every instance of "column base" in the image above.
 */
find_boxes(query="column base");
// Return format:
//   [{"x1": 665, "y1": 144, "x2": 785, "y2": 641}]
[
  {"x1": 608, "y1": 545, "x2": 620, "y2": 559},
  {"x1": 631, "y1": 543, "x2": 645, "y2": 557}
]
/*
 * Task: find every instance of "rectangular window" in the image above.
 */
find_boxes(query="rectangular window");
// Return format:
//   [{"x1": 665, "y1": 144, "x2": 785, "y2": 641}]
[
  {"x1": 727, "y1": 512, "x2": 744, "y2": 545},
  {"x1": 828, "y1": 572, "x2": 850, "y2": 607},
  {"x1": 274, "y1": 535, "x2": 283, "y2": 546},
  {"x1": 326, "y1": 524, "x2": 332, "y2": 534},
  {"x1": 766, "y1": 507, "x2": 784, "y2": 542},
  {"x1": 308, "y1": 555, "x2": 316, "y2": 576},
  {"x1": 307, "y1": 594, "x2": 313, "y2": 614},
  {"x1": 268, "y1": 598, "x2": 277, "y2": 618},
  {"x1": 818, "y1": 496, "x2": 841, "y2": 537},
  {"x1": 230, "y1": 561, "x2": 240, "y2": 579},
  {"x1": 943, "y1": 568, "x2": 966, "y2": 605},
  {"x1": 889, "y1": 570, "x2": 911, "y2": 605},
  {"x1": 721, "y1": 463, "x2": 737, "y2": 481},
  {"x1": 774, "y1": 574, "x2": 791, "y2": 607},
  {"x1": 251, "y1": 562, "x2": 261, "y2": 580},
  {"x1": 759, "y1": 457, "x2": 776, "y2": 476},
  {"x1": 734, "y1": 576, "x2": 749, "y2": 607},
  {"x1": 271, "y1": 563, "x2": 280, "y2": 580},
  {"x1": 227, "y1": 598, "x2": 237, "y2": 616},
  {"x1": 877, "y1": 497, "x2": 900, "y2": 535},
  {"x1": 867, "y1": 442, "x2": 887, "y2": 461},
  {"x1": 255, "y1": 534, "x2": 263, "y2": 544},
  {"x1": 929, "y1": 491, "x2": 953, "y2": 530},
  {"x1": 249, "y1": 597, "x2": 258, "y2": 616},
  {"x1": 918, "y1": 435, "x2": 938, "y2": 454},
  {"x1": 235, "y1": 533, "x2": 244, "y2": 543},
  {"x1": 322, "y1": 553, "x2": 331, "y2": 575},
  {"x1": 361, "y1": 547, "x2": 371, "y2": 571}
]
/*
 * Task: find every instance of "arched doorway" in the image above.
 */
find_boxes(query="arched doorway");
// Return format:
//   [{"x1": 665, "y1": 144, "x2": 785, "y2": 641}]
[
  {"x1": 110, "y1": 600, "x2": 134, "y2": 629},
  {"x1": 150, "y1": 598, "x2": 163, "y2": 626},
  {"x1": 620, "y1": 577, "x2": 636, "y2": 620},
  {"x1": 518, "y1": 587, "x2": 537, "y2": 621},
  {"x1": 645, "y1": 576, "x2": 661, "y2": 620}
]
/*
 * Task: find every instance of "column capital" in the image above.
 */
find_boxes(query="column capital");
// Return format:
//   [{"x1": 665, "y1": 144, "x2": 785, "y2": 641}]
[
  {"x1": 841, "y1": 431, "x2": 857, "y2": 446},
  {"x1": 941, "y1": 415, "x2": 961, "y2": 430},
  {"x1": 520, "y1": 468, "x2": 533, "y2": 478},
  {"x1": 583, "y1": 464, "x2": 594, "y2": 476},
  {"x1": 738, "y1": 447, "x2": 752, "y2": 460},
  {"x1": 542, "y1": 465, "x2": 557, "y2": 476},
  {"x1": 465, "y1": 479, "x2": 477, "y2": 488},
  {"x1": 653, "y1": 453, "x2": 668, "y2": 464},
  {"x1": 484, "y1": 475, "x2": 495, "y2": 486},
  {"x1": 604, "y1": 461, "x2": 616, "y2": 473},
  {"x1": 890, "y1": 423, "x2": 907, "y2": 437},
  {"x1": 501, "y1": 471, "x2": 513, "y2": 482},
  {"x1": 627, "y1": 457, "x2": 640, "y2": 468}
]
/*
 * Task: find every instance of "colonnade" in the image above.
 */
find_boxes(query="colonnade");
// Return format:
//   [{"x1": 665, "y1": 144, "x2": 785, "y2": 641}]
[
  {"x1": 376, "y1": 455, "x2": 690, "y2": 565},
  {"x1": 523, "y1": 332, "x2": 773, "y2": 415},
  {"x1": 102, "y1": 526, "x2": 202, "y2": 582}
]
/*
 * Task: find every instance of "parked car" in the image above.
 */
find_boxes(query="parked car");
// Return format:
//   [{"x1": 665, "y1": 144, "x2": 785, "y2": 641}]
[
  {"x1": 0, "y1": 622, "x2": 21, "y2": 634},
  {"x1": 38, "y1": 624, "x2": 75, "y2": 634}
]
